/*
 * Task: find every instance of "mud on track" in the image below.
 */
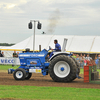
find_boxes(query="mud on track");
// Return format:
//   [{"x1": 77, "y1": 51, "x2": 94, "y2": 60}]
[{"x1": 0, "y1": 72, "x2": 100, "y2": 89}]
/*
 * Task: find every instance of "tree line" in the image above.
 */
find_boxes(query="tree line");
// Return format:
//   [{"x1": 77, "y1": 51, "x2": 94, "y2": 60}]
[{"x1": 0, "y1": 43, "x2": 15, "y2": 46}]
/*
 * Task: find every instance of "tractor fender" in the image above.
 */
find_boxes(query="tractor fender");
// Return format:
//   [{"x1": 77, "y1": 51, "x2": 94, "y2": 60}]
[{"x1": 49, "y1": 52, "x2": 71, "y2": 61}]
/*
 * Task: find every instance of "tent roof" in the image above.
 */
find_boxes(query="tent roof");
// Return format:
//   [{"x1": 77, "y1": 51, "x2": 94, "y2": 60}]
[{"x1": 1, "y1": 35, "x2": 100, "y2": 53}]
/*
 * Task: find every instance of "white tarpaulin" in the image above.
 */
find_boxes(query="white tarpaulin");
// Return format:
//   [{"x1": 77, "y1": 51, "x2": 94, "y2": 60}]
[
  {"x1": 1, "y1": 35, "x2": 100, "y2": 55},
  {"x1": 91, "y1": 36, "x2": 100, "y2": 53},
  {"x1": 67, "y1": 36, "x2": 95, "y2": 53}
]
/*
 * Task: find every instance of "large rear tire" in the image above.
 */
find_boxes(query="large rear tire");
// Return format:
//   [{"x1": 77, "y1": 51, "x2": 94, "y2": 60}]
[
  {"x1": 49, "y1": 55, "x2": 77, "y2": 82},
  {"x1": 13, "y1": 68, "x2": 26, "y2": 80},
  {"x1": 71, "y1": 57, "x2": 80, "y2": 74}
]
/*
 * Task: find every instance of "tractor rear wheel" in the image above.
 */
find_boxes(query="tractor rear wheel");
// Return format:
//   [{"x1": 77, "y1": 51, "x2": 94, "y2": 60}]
[
  {"x1": 13, "y1": 68, "x2": 26, "y2": 80},
  {"x1": 25, "y1": 73, "x2": 32, "y2": 80},
  {"x1": 49, "y1": 55, "x2": 77, "y2": 82}
]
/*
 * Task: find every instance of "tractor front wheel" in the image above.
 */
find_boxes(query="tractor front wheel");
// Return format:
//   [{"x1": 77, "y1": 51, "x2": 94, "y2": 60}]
[
  {"x1": 25, "y1": 73, "x2": 32, "y2": 80},
  {"x1": 13, "y1": 68, "x2": 26, "y2": 80}
]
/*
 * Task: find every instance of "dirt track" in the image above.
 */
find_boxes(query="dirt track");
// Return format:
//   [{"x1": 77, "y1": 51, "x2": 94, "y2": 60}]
[{"x1": 0, "y1": 72, "x2": 100, "y2": 89}]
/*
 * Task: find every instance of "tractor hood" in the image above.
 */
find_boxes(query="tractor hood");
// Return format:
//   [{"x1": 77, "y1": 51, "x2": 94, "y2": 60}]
[{"x1": 19, "y1": 49, "x2": 48, "y2": 58}]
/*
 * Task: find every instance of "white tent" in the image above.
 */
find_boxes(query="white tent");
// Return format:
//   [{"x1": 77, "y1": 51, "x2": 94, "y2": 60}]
[
  {"x1": 0, "y1": 46, "x2": 14, "y2": 57},
  {"x1": 1, "y1": 35, "x2": 100, "y2": 56},
  {"x1": 67, "y1": 36, "x2": 95, "y2": 53}
]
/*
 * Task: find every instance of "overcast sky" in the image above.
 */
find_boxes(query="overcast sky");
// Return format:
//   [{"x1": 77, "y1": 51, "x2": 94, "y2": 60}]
[{"x1": 0, "y1": 0, "x2": 100, "y2": 43}]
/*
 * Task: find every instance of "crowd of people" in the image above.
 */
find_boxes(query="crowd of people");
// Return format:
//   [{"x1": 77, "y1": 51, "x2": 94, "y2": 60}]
[{"x1": 72, "y1": 53, "x2": 100, "y2": 69}]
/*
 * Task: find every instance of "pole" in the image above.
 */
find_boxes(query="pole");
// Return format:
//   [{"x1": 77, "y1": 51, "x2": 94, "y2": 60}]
[
  {"x1": 30, "y1": 20, "x2": 40, "y2": 52},
  {"x1": 39, "y1": 45, "x2": 41, "y2": 52},
  {"x1": 33, "y1": 21, "x2": 36, "y2": 52}
]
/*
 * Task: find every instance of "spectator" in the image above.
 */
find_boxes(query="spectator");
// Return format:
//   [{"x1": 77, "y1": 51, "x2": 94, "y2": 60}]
[
  {"x1": 95, "y1": 57, "x2": 99, "y2": 65},
  {"x1": 80, "y1": 53, "x2": 83, "y2": 58},
  {"x1": 83, "y1": 54, "x2": 87, "y2": 66},
  {"x1": 1, "y1": 52, "x2": 4, "y2": 57},
  {"x1": 80, "y1": 56, "x2": 85, "y2": 68},
  {"x1": 84, "y1": 59, "x2": 87, "y2": 66},
  {"x1": 83, "y1": 54, "x2": 86, "y2": 59},
  {"x1": 85, "y1": 54, "x2": 92, "y2": 61},
  {"x1": 76, "y1": 54, "x2": 80, "y2": 64},
  {"x1": 97, "y1": 54, "x2": 100, "y2": 59},
  {"x1": 13, "y1": 50, "x2": 18, "y2": 58},
  {"x1": 17, "y1": 52, "x2": 19, "y2": 57},
  {"x1": 72, "y1": 53, "x2": 76, "y2": 58},
  {"x1": 79, "y1": 54, "x2": 82, "y2": 62}
]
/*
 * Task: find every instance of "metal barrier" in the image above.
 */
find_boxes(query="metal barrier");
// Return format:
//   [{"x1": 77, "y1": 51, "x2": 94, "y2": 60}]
[{"x1": 84, "y1": 60, "x2": 100, "y2": 84}]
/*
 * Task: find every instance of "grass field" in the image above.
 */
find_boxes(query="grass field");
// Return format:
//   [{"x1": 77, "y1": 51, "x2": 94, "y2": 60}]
[
  {"x1": 0, "y1": 65, "x2": 19, "y2": 70},
  {"x1": 0, "y1": 85, "x2": 100, "y2": 100},
  {"x1": 0, "y1": 65, "x2": 100, "y2": 100}
]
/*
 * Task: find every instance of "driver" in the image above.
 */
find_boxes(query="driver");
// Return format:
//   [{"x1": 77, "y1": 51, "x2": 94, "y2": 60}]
[{"x1": 49, "y1": 39, "x2": 61, "y2": 58}]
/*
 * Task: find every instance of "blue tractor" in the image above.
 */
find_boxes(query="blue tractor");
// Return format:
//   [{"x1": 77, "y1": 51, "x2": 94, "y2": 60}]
[{"x1": 8, "y1": 39, "x2": 80, "y2": 82}]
